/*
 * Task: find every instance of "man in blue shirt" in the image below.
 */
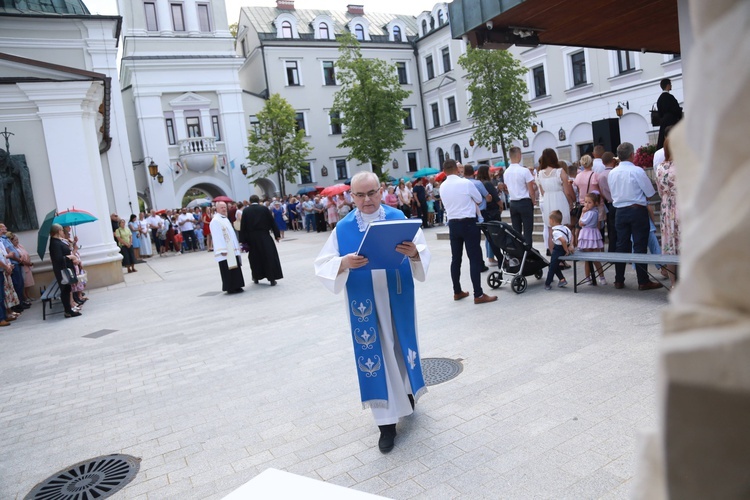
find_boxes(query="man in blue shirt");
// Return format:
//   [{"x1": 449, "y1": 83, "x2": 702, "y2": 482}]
[{"x1": 608, "y1": 143, "x2": 663, "y2": 290}]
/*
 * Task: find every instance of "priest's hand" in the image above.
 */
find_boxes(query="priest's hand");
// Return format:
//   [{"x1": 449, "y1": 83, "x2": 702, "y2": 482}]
[
  {"x1": 340, "y1": 253, "x2": 368, "y2": 273},
  {"x1": 396, "y1": 241, "x2": 419, "y2": 259}
]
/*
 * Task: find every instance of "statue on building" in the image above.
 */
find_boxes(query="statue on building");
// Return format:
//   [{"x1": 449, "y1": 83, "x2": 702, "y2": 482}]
[{"x1": 0, "y1": 148, "x2": 38, "y2": 232}]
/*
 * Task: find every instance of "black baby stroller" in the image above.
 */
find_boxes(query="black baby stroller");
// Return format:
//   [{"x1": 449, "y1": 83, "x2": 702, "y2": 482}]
[{"x1": 479, "y1": 221, "x2": 549, "y2": 294}]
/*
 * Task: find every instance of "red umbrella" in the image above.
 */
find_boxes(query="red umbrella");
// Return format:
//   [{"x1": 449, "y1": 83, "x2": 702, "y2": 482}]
[
  {"x1": 490, "y1": 166, "x2": 504, "y2": 173},
  {"x1": 320, "y1": 184, "x2": 350, "y2": 197},
  {"x1": 435, "y1": 171, "x2": 446, "y2": 182},
  {"x1": 213, "y1": 195, "x2": 233, "y2": 203},
  {"x1": 155, "y1": 209, "x2": 167, "y2": 215}
]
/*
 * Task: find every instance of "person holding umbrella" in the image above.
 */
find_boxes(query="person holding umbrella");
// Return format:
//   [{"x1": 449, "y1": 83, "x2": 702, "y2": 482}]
[
  {"x1": 49, "y1": 223, "x2": 81, "y2": 318},
  {"x1": 114, "y1": 219, "x2": 137, "y2": 273}
]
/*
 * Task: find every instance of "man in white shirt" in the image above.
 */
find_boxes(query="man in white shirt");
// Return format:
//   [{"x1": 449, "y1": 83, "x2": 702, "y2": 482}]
[
  {"x1": 177, "y1": 208, "x2": 196, "y2": 252},
  {"x1": 209, "y1": 201, "x2": 244, "y2": 294},
  {"x1": 503, "y1": 147, "x2": 536, "y2": 245},
  {"x1": 439, "y1": 159, "x2": 497, "y2": 304},
  {"x1": 591, "y1": 145, "x2": 606, "y2": 174},
  {"x1": 608, "y1": 142, "x2": 662, "y2": 291}
]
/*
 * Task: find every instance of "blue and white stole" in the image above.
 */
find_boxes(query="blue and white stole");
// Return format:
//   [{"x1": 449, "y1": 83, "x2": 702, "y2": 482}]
[{"x1": 337, "y1": 205, "x2": 427, "y2": 409}]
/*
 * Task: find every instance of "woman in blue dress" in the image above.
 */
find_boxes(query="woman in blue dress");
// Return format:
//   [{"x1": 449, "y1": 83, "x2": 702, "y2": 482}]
[{"x1": 270, "y1": 200, "x2": 286, "y2": 239}]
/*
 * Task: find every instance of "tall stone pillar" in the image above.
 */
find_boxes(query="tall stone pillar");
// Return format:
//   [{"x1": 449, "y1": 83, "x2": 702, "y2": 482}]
[
  {"x1": 156, "y1": 0, "x2": 173, "y2": 37},
  {"x1": 183, "y1": 0, "x2": 201, "y2": 36}
]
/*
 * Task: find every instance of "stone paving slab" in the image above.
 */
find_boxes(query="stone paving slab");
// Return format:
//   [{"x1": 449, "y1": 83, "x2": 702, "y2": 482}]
[{"x1": 0, "y1": 227, "x2": 668, "y2": 499}]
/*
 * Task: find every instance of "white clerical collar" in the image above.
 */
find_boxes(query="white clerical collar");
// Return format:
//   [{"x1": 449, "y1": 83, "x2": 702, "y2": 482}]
[{"x1": 354, "y1": 206, "x2": 385, "y2": 232}]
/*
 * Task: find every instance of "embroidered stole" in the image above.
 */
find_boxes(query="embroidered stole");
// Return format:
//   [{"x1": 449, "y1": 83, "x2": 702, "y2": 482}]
[
  {"x1": 337, "y1": 206, "x2": 427, "y2": 409},
  {"x1": 217, "y1": 215, "x2": 238, "y2": 269}
]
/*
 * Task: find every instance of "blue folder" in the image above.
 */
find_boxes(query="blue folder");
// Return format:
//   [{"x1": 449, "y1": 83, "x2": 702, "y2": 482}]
[{"x1": 354, "y1": 219, "x2": 423, "y2": 270}]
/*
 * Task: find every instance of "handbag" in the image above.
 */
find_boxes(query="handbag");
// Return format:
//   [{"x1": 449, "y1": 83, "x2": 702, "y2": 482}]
[
  {"x1": 570, "y1": 171, "x2": 593, "y2": 219},
  {"x1": 77, "y1": 271, "x2": 88, "y2": 284},
  {"x1": 650, "y1": 104, "x2": 661, "y2": 127},
  {"x1": 60, "y1": 268, "x2": 78, "y2": 285}
]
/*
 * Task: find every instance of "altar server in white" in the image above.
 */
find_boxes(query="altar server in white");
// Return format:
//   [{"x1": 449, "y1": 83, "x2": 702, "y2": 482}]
[
  {"x1": 209, "y1": 201, "x2": 245, "y2": 294},
  {"x1": 315, "y1": 172, "x2": 431, "y2": 453}
]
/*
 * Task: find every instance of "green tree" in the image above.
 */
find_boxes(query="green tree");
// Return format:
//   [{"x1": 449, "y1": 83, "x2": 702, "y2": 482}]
[
  {"x1": 246, "y1": 93, "x2": 312, "y2": 197},
  {"x1": 458, "y1": 47, "x2": 533, "y2": 163},
  {"x1": 332, "y1": 33, "x2": 410, "y2": 179},
  {"x1": 229, "y1": 23, "x2": 238, "y2": 38}
]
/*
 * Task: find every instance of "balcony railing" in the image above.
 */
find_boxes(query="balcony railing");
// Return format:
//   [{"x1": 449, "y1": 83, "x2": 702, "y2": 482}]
[
  {"x1": 179, "y1": 136, "x2": 218, "y2": 155},
  {"x1": 177, "y1": 136, "x2": 219, "y2": 173}
]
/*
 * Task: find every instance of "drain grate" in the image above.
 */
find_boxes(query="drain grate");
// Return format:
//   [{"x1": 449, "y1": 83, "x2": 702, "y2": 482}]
[
  {"x1": 422, "y1": 357, "x2": 463, "y2": 386},
  {"x1": 25, "y1": 454, "x2": 140, "y2": 500}
]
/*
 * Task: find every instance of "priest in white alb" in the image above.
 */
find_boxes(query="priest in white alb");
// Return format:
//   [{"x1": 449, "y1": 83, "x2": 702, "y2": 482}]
[
  {"x1": 314, "y1": 172, "x2": 431, "y2": 453},
  {"x1": 209, "y1": 201, "x2": 245, "y2": 294}
]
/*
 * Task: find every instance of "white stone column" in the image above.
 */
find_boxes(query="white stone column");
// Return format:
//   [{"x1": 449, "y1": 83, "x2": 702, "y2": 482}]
[
  {"x1": 135, "y1": 92, "x2": 177, "y2": 209},
  {"x1": 156, "y1": 0, "x2": 173, "y2": 37},
  {"x1": 184, "y1": 0, "x2": 201, "y2": 36},
  {"x1": 18, "y1": 81, "x2": 122, "y2": 269},
  {"x1": 173, "y1": 109, "x2": 187, "y2": 139},
  {"x1": 199, "y1": 108, "x2": 212, "y2": 141},
  {"x1": 217, "y1": 89, "x2": 251, "y2": 201}
]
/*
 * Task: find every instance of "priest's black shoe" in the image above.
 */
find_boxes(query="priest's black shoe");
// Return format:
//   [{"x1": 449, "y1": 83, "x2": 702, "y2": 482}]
[
  {"x1": 378, "y1": 424, "x2": 396, "y2": 453},
  {"x1": 270, "y1": 280, "x2": 277, "y2": 286}
]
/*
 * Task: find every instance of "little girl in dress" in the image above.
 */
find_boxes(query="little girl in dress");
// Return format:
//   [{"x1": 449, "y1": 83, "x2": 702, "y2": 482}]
[{"x1": 578, "y1": 192, "x2": 606, "y2": 285}]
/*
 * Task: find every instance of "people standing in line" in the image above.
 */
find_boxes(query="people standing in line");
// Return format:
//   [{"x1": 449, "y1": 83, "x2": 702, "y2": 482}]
[
  {"x1": 609, "y1": 142, "x2": 663, "y2": 291},
  {"x1": 440, "y1": 159, "x2": 497, "y2": 305},
  {"x1": 656, "y1": 78, "x2": 683, "y2": 150},
  {"x1": 177, "y1": 208, "x2": 197, "y2": 252},
  {"x1": 314, "y1": 171, "x2": 431, "y2": 454},
  {"x1": 504, "y1": 147, "x2": 536, "y2": 246},
  {"x1": 0, "y1": 223, "x2": 28, "y2": 311},
  {"x1": 591, "y1": 145, "x2": 606, "y2": 175},
  {"x1": 302, "y1": 195, "x2": 315, "y2": 233},
  {"x1": 654, "y1": 137, "x2": 680, "y2": 289},
  {"x1": 114, "y1": 219, "x2": 137, "y2": 273},
  {"x1": 239, "y1": 194, "x2": 283, "y2": 286},
  {"x1": 49, "y1": 223, "x2": 81, "y2": 318},
  {"x1": 209, "y1": 201, "x2": 244, "y2": 294},
  {"x1": 597, "y1": 152, "x2": 619, "y2": 252},
  {"x1": 536, "y1": 148, "x2": 575, "y2": 255},
  {"x1": 544, "y1": 210, "x2": 572, "y2": 290}
]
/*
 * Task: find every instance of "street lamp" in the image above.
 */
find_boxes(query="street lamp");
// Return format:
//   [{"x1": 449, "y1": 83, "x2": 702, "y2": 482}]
[
  {"x1": 240, "y1": 164, "x2": 248, "y2": 175},
  {"x1": 615, "y1": 101, "x2": 630, "y2": 118},
  {"x1": 147, "y1": 159, "x2": 159, "y2": 178},
  {"x1": 531, "y1": 120, "x2": 543, "y2": 134},
  {"x1": 156, "y1": 172, "x2": 164, "y2": 184},
  {"x1": 469, "y1": 137, "x2": 475, "y2": 147}
]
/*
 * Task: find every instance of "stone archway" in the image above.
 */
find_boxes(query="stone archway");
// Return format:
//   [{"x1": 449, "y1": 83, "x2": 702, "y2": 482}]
[
  {"x1": 619, "y1": 112, "x2": 650, "y2": 148},
  {"x1": 255, "y1": 178, "x2": 277, "y2": 200},
  {"x1": 175, "y1": 177, "x2": 232, "y2": 206}
]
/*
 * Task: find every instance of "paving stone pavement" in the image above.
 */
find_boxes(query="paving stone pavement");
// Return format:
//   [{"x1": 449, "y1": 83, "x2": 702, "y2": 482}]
[{"x1": 0, "y1": 227, "x2": 668, "y2": 499}]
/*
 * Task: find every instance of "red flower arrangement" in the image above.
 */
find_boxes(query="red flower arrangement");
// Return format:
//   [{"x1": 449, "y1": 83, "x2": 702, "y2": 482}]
[{"x1": 633, "y1": 144, "x2": 658, "y2": 168}]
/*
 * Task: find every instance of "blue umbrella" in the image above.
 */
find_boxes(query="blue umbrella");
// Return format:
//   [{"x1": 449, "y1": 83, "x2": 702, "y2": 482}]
[
  {"x1": 37, "y1": 209, "x2": 57, "y2": 260},
  {"x1": 412, "y1": 167, "x2": 440, "y2": 179},
  {"x1": 297, "y1": 186, "x2": 319, "y2": 195},
  {"x1": 54, "y1": 209, "x2": 98, "y2": 227},
  {"x1": 494, "y1": 161, "x2": 507, "y2": 167}
]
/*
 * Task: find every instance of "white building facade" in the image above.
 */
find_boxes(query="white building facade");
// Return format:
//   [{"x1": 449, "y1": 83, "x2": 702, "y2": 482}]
[{"x1": 118, "y1": 0, "x2": 252, "y2": 208}]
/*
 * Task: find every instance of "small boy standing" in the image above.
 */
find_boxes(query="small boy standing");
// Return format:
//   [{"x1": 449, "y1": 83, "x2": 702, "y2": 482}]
[
  {"x1": 545, "y1": 210, "x2": 573, "y2": 290},
  {"x1": 426, "y1": 193, "x2": 436, "y2": 227}
]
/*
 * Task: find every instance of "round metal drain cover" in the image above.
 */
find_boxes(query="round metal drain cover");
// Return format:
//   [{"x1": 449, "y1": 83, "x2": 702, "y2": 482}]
[
  {"x1": 422, "y1": 357, "x2": 463, "y2": 386},
  {"x1": 25, "y1": 454, "x2": 140, "y2": 500}
]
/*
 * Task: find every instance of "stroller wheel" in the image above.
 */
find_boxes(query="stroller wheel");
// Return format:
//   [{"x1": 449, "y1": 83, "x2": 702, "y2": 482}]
[
  {"x1": 487, "y1": 271, "x2": 502, "y2": 289},
  {"x1": 534, "y1": 270, "x2": 543, "y2": 280},
  {"x1": 511, "y1": 275, "x2": 527, "y2": 294}
]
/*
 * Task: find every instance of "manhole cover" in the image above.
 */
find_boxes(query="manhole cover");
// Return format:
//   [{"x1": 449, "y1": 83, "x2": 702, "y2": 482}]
[
  {"x1": 25, "y1": 454, "x2": 140, "y2": 500},
  {"x1": 422, "y1": 357, "x2": 463, "y2": 386}
]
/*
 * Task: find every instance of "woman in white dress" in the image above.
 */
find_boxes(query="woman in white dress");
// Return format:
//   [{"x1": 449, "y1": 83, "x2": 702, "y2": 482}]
[
  {"x1": 536, "y1": 148, "x2": 575, "y2": 252},
  {"x1": 138, "y1": 212, "x2": 153, "y2": 257}
]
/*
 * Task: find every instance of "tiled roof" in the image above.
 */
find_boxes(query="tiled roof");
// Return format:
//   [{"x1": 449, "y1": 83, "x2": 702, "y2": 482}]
[
  {"x1": 0, "y1": 0, "x2": 89, "y2": 15},
  {"x1": 242, "y1": 6, "x2": 418, "y2": 38}
]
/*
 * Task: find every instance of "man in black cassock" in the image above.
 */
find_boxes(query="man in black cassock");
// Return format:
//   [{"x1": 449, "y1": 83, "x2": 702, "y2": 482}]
[
  {"x1": 239, "y1": 195, "x2": 283, "y2": 286},
  {"x1": 656, "y1": 78, "x2": 683, "y2": 149}
]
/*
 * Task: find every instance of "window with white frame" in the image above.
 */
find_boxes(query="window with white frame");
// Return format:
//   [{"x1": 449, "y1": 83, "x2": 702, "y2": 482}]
[
  {"x1": 335, "y1": 159, "x2": 347, "y2": 179},
  {"x1": 403, "y1": 108, "x2": 413, "y2": 129},
  {"x1": 285, "y1": 60, "x2": 300, "y2": 86},
  {"x1": 281, "y1": 20, "x2": 293, "y2": 38},
  {"x1": 532, "y1": 65, "x2": 546, "y2": 97},
  {"x1": 186, "y1": 116, "x2": 201, "y2": 137},
  {"x1": 617, "y1": 50, "x2": 636, "y2": 74},
  {"x1": 144, "y1": 2, "x2": 158, "y2": 31},
  {"x1": 425, "y1": 55, "x2": 435, "y2": 80},
  {"x1": 393, "y1": 25, "x2": 402, "y2": 42},
  {"x1": 446, "y1": 96, "x2": 457, "y2": 123},
  {"x1": 322, "y1": 61, "x2": 336, "y2": 86},
  {"x1": 211, "y1": 115, "x2": 221, "y2": 141},
  {"x1": 441, "y1": 46, "x2": 451, "y2": 73},
  {"x1": 430, "y1": 102, "x2": 440, "y2": 128},
  {"x1": 295, "y1": 112, "x2": 306, "y2": 134},
  {"x1": 421, "y1": 19, "x2": 428, "y2": 36},
  {"x1": 165, "y1": 118, "x2": 176, "y2": 145},
  {"x1": 407, "y1": 152, "x2": 418, "y2": 172},
  {"x1": 571, "y1": 51, "x2": 587, "y2": 87},
  {"x1": 319, "y1": 22, "x2": 329, "y2": 39},
  {"x1": 197, "y1": 3, "x2": 211, "y2": 32},
  {"x1": 300, "y1": 162, "x2": 312, "y2": 184},
  {"x1": 171, "y1": 3, "x2": 185, "y2": 31},
  {"x1": 329, "y1": 111, "x2": 342, "y2": 135},
  {"x1": 396, "y1": 61, "x2": 408, "y2": 84}
]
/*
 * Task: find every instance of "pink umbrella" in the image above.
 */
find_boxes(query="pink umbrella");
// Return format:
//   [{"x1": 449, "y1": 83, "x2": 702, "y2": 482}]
[{"x1": 320, "y1": 184, "x2": 351, "y2": 197}]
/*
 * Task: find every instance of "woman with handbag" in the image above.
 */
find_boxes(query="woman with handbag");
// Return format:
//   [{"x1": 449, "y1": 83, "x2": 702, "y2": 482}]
[
  {"x1": 114, "y1": 219, "x2": 137, "y2": 273},
  {"x1": 49, "y1": 223, "x2": 81, "y2": 318}
]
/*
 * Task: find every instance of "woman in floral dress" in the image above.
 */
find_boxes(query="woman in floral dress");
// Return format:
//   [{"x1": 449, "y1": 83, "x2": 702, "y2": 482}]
[{"x1": 655, "y1": 138, "x2": 679, "y2": 288}]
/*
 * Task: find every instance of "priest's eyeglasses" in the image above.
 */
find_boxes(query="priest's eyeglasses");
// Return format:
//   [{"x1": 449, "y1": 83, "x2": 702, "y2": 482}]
[{"x1": 351, "y1": 188, "x2": 381, "y2": 199}]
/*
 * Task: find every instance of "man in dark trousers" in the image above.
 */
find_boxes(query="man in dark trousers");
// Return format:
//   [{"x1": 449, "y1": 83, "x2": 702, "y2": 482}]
[
  {"x1": 412, "y1": 178, "x2": 428, "y2": 228},
  {"x1": 656, "y1": 78, "x2": 683, "y2": 149},
  {"x1": 239, "y1": 195, "x2": 283, "y2": 286}
]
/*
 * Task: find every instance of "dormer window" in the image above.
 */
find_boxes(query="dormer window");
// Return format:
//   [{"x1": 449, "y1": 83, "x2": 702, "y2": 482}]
[
  {"x1": 281, "y1": 20, "x2": 293, "y2": 38},
  {"x1": 421, "y1": 19, "x2": 428, "y2": 36},
  {"x1": 354, "y1": 24, "x2": 365, "y2": 41},
  {"x1": 393, "y1": 25, "x2": 402, "y2": 42},
  {"x1": 438, "y1": 10, "x2": 444, "y2": 25},
  {"x1": 319, "y1": 22, "x2": 329, "y2": 39}
]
